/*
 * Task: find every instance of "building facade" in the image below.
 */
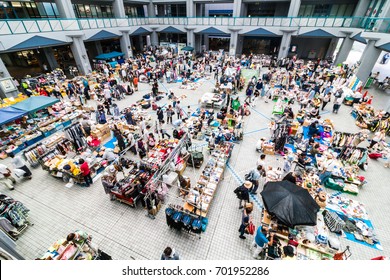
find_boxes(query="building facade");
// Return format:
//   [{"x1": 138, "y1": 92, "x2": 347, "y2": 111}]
[{"x1": 0, "y1": 0, "x2": 389, "y2": 93}]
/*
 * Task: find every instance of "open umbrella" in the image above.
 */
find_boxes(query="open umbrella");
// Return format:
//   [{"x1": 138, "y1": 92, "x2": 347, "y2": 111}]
[
  {"x1": 181, "y1": 46, "x2": 194, "y2": 51},
  {"x1": 260, "y1": 180, "x2": 320, "y2": 228}
]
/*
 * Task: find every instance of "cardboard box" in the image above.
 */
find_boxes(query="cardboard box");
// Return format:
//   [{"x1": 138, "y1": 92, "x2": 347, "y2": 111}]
[{"x1": 263, "y1": 149, "x2": 275, "y2": 155}]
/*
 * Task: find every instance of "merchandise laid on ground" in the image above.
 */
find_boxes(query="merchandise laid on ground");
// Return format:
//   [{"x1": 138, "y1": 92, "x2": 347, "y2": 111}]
[{"x1": 1, "y1": 42, "x2": 390, "y2": 263}]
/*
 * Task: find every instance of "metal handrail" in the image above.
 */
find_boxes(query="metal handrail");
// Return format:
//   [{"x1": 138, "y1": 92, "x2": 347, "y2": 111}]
[{"x1": 0, "y1": 16, "x2": 389, "y2": 35}]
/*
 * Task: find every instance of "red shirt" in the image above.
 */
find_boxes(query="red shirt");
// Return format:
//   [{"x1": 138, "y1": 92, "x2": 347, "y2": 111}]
[{"x1": 80, "y1": 162, "x2": 90, "y2": 176}]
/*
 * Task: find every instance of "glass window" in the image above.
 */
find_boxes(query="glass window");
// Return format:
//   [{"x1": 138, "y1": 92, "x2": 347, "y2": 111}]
[
  {"x1": 77, "y1": 4, "x2": 87, "y2": 18},
  {"x1": 11, "y1": 2, "x2": 27, "y2": 18},
  {"x1": 52, "y1": 3, "x2": 59, "y2": 18},
  {"x1": 329, "y1": 5, "x2": 339, "y2": 17},
  {"x1": 95, "y1": 5, "x2": 102, "y2": 17},
  {"x1": 313, "y1": 4, "x2": 331, "y2": 16},
  {"x1": 25, "y1": 2, "x2": 40, "y2": 18},
  {"x1": 43, "y1": 3, "x2": 55, "y2": 18},
  {"x1": 344, "y1": 4, "x2": 355, "y2": 16},
  {"x1": 247, "y1": 3, "x2": 277, "y2": 17},
  {"x1": 338, "y1": 4, "x2": 347, "y2": 17},
  {"x1": 36, "y1": 3, "x2": 47, "y2": 18},
  {"x1": 84, "y1": 5, "x2": 92, "y2": 17},
  {"x1": 91, "y1": 5, "x2": 98, "y2": 17}
]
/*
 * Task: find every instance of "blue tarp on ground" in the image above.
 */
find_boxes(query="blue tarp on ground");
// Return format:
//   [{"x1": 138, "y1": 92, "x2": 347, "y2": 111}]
[
  {"x1": 0, "y1": 107, "x2": 27, "y2": 125},
  {"x1": 11, "y1": 96, "x2": 60, "y2": 114},
  {"x1": 95, "y1": 51, "x2": 125, "y2": 60}
]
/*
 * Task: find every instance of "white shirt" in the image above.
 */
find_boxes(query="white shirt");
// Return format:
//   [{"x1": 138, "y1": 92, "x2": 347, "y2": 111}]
[
  {"x1": 103, "y1": 149, "x2": 117, "y2": 162},
  {"x1": 0, "y1": 163, "x2": 9, "y2": 179},
  {"x1": 0, "y1": 163, "x2": 8, "y2": 174},
  {"x1": 104, "y1": 88, "x2": 111, "y2": 99},
  {"x1": 11, "y1": 156, "x2": 25, "y2": 169},
  {"x1": 257, "y1": 159, "x2": 266, "y2": 169}
]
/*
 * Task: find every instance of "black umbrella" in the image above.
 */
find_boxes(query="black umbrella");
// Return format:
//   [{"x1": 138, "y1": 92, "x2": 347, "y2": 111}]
[{"x1": 260, "y1": 180, "x2": 320, "y2": 228}]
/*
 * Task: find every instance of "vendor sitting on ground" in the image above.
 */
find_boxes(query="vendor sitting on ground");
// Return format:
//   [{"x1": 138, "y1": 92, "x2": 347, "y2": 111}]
[
  {"x1": 297, "y1": 150, "x2": 312, "y2": 167},
  {"x1": 102, "y1": 148, "x2": 118, "y2": 164},
  {"x1": 307, "y1": 121, "x2": 319, "y2": 138},
  {"x1": 310, "y1": 143, "x2": 322, "y2": 156},
  {"x1": 256, "y1": 137, "x2": 266, "y2": 152}
]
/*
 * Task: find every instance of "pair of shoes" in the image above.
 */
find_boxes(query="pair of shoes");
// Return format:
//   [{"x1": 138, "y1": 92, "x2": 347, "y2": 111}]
[
  {"x1": 239, "y1": 235, "x2": 246, "y2": 240},
  {"x1": 9, "y1": 187, "x2": 14, "y2": 190},
  {"x1": 239, "y1": 206, "x2": 243, "y2": 209}
]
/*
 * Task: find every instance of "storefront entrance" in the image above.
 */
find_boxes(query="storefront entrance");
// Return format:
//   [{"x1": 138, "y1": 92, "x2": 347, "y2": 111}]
[
  {"x1": 209, "y1": 37, "x2": 230, "y2": 52},
  {"x1": 242, "y1": 36, "x2": 282, "y2": 56},
  {"x1": 0, "y1": 45, "x2": 76, "y2": 79}
]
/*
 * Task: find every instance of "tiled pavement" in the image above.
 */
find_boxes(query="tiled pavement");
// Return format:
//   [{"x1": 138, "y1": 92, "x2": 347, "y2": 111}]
[{"x1": 1, "y1": 72, "x2": 389, "y2": 260}]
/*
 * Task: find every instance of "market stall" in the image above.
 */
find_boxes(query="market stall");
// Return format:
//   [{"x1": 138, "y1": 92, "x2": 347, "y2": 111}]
[
  {"x1": 352, "y1": 103, "x2": 390, "y2": 134},
  {"x1": 95, "y1": 51, "x2": 125, "y2": 69},
  {"x1": 39, "y1": 230, "x2": 111, "y2": 260},
  {"x1": 164, "y1": 142, "x2": 233, "y2": 237},
  {"x1": 260, "y1": 181, "x2": 340, "y2": 260},
  {"x1": 200, "y1": 92, "x2": 226, "y2": 108}
]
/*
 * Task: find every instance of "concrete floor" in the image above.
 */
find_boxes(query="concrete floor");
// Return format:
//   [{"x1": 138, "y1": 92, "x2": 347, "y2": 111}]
[{"x1": 1, "y1": 71, "x2": 389, "y2": 260}]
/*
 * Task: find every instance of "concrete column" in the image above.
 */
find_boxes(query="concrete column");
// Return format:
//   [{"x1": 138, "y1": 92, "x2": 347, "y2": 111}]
[
  {"x1": 236, "y1": 35, "x2": 244, "y2": 55},
  {"x1": 186, "y1": 29, "x2": 195, "y2": 47},
  {"x1": 233, "y1": 0, "x2": 242, "y2": 17},
  {"x1": 0, "y1": 58, "x2": 18, "y2": 98},
  {"x1": 229, "y1": 30, "x2": 238, "y2": 56},
  {"x1": 353, "y1": 0, "x2": 371, "y2": 17},
  {"x1": 54, "y1": 0, "x2": 76, "y2": 18},
  {"x1": 204, "y1": 34, "x2": 209, "y2": 50},
  {"x1": 43, "y1": 48, "x2": 59, "y2": 70},
  {"x1": 278, "y1": 32, "x2": 292, "y2": 59},
  {"x1": 113, "y1": 0, "x2": 126, "y2": 18},
  {"x1": 0, "y1": 57, "x2": 11, "y2": 78},
  {"x1": 334, "y1": 36, "x2": 354, "y2": 65},
  {"x1": 288, "y1": 0, "x2": 301, "y2": 17},
  {"x1": 151, "y1": 31, "x2": 159, "y2": 46},
  {"x1": 70, "y1": 36, "x2": 92, "y2": 75},
  {"x1": 356, "y1": 40, "x2": 382, "y2": 84},
  {"x1": 120, "y1": 31, "x2": 133, "y2": 58},
  {"x1": 95, "y1": 41, "x2": 103, "y2": 54},
  {"x1": 325, "y1": 38, "x2": 339, "y2": 60},
  {"x1": 147, "y1": 1, "x2": 156, "y2": 17},
  {"x1": 186, "y1": 0, "x2": 195, "y2": 17}
]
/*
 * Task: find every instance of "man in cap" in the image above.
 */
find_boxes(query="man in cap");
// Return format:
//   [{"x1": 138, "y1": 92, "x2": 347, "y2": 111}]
[{"x1": 252, "y1": 226, "x2": 275, "y2": 259}]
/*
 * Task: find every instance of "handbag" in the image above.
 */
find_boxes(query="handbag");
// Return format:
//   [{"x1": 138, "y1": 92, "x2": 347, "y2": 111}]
[{"x1": 245, "y1": 221, "x2": 256, "y2": 235}]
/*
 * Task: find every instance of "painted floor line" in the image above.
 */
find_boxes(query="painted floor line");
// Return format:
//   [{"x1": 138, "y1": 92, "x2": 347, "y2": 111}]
[
  {"x1": 244, "y1": 127, "x2": 268, "y2": 135},
  {"x1": 226, "y1": 163, "x2": 263, "y2": 210},
  {"x1": 250, "y1": 107, "x2": 271, "y2": 121}
]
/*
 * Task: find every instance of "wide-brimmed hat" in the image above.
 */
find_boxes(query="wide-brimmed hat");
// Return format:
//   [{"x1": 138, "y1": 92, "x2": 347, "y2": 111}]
[
  {"x1": 244, "y1": 181, "x2": 253, "y2": 189},
  {"x1": 108, "y1": 166, "x2": 116, "y2": 173}
]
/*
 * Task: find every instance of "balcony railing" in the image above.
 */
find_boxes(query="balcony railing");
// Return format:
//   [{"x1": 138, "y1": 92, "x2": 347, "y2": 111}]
[{"x1": 0, "y1": 16, "x2": 389, "y2": 35}]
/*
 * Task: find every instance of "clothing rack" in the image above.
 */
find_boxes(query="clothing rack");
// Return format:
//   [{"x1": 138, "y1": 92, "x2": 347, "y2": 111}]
[
  {"x1": 273, "y1": 121, "x2": 291, "y2": 152},
  {"x1": 165, "y1": 204, "x2": 203, "y2": 239},
  {"x1": 23, "y1": 143, "x2": 48, "y2": 168},
  {"x1": 64, "y1": 123, "x2": 87, "y2": 152}
]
